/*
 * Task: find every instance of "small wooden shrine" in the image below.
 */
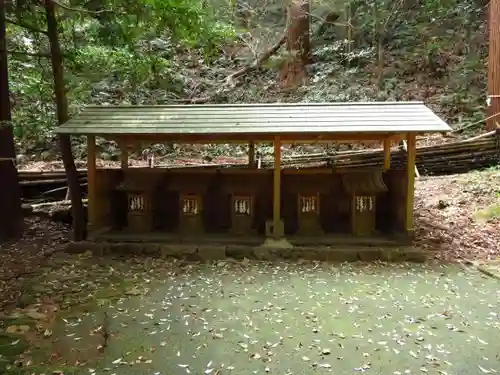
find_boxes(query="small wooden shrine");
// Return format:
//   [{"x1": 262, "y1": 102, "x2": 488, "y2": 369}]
[
  {"x1": 285, "y1": 174, "x2": 332, "y2": 236},
  {"x1": 342, "y1": 171, "x2": 388, "y2": 236},
  {"x1": 223, "y1": 171, "x2": 267, "y2": 235},
  {"x1": 116, "y1": 171, "x2": 162, "y2": 233},
  {"x1": 54, "y1": 102, "x2": 451, "y2": 247},
  {"x1": 168, "y1": 172, "x2": 213, "y2": 234}
]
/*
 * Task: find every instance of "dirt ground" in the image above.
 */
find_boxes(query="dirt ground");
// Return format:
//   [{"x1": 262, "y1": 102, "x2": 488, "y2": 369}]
[{"x1": 413, "y1": 167, "x2": 500, "y2": 261}]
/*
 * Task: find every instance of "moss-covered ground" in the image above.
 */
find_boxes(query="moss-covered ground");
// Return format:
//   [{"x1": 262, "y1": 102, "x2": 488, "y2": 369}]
[{"x1": 3, "y1": 258, "x2": 499, "y2": 375}]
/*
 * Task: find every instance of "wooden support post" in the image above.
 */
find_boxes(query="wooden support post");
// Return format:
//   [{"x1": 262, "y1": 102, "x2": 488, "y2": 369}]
[
  {"x1": 383, "y1": 139, "x2": 391, "y2": 169},
  {"x1": 404, "y1": 133, "x2": 416, "y2": 234},
  {"x1": 248, "y1": 141, "x2": 255, "y2": 167},
  {"x1": 401, "y1": 139, "x2": 420, "y2": 178},
  {"x1": 87, "y1": 135, "x2": 97, "y2": 232},
  {"x1": 273, "y1": 136, "x2": 281, "y2": 238},
  {"x1": 488, "y1": 0, "x2": 500, "y2": 131},
  {"x1": 120, "y1": 141, "x2": 128, "y2": 169}
]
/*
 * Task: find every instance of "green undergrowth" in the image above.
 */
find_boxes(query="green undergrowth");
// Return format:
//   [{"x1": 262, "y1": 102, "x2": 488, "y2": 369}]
[{"x1": 474, "y1": 201, "x2": 500, "y2": 222}]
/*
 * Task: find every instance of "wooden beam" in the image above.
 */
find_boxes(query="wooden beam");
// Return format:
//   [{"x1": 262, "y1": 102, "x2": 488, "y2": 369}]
[
  {"x1": 284, "y1": 168, "x2": 333, "y2": 175},
  {"x1": 87, "y1": 135, "x2": 97, "y2": 232},
  {"x1": 97, "y1": 132, "x2": 406, "y2": 144},
  {"x1": 488, "y1": 0, "x2": 500, "y2": 131},
  {"x1": 383, "y1": 138, "x2": 391, "y2": 169},
  {"x1": 404, "y1": 133, "x2": 416, "y2": 233},
  {"x1": 248, "y1": 141, "x2": 255, "y2": 167},
  {"x1": 273, "y1": 136, "x2": 281, "y2": 239}
]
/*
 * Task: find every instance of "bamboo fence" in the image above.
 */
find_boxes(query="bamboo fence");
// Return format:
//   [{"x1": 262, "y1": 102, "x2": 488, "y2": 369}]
[{"x1": 17, "y1": 130, "x2": 500, "y2": 189}]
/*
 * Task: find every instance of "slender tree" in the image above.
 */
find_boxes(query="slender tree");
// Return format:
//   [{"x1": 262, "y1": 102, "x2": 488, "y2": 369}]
[
  {"x1": 45, "y1": 0, "x2": 86, "y2": 240},
  {"x1": 0, "y1": 0, "x2": 23, "y2": 242}
]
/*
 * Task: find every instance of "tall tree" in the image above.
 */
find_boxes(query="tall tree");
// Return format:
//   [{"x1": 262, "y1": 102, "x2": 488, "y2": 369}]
[
  {"x1": 45, "y1": 0, "x2": 86, "y2": 241},
  {"x1": 0, "y1": 0, "x2": 23, "y2": 242},
  {"x1": 279, "y1": 0, "x2": 311, "y2": 88}
]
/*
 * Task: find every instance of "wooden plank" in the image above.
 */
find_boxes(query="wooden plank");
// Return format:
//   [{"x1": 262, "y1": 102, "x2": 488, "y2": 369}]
[
  {"x1": 283, "y1": 168, "x2": 333, "y2": 174},
  {"x1": 104, "y1": 132, "x2": 402, "y2": 144},
  {"x1": 219, "y1": 168, "x2": 269, "y2": 175}
]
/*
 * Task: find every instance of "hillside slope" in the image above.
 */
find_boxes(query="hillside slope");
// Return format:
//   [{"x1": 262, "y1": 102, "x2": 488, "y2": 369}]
[{"x1": 8, "y1": 0, "x2": 489, "y2": 160}]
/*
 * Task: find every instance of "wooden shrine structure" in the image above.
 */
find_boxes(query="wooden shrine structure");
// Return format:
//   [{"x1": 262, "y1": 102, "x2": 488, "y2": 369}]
[{"x1": 55, "y1": 102, "x2": 451, "y2": 247}]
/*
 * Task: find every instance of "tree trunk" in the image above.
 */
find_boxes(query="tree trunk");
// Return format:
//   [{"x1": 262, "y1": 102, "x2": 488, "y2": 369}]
[
  {"x1": 0, "y1": 0, "x2": 23, "y2": 242},
  {"x1": 279, "y1": 0, "x2": 311, "y2": 88},
  {"x1": 487, "y1": 0, "x2": 500, "y2": 131},
  {"x1": 45, "y1": 0, "x2": 86, "y2": 241}
]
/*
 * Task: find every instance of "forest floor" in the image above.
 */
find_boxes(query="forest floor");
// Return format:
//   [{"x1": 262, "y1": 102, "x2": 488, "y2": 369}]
[
  {"x1": 0, "y1": 167, "x2": 499, "y2": 374},
  {"x1": 413, "y1": 167, "x2": 500, "y2": 261}
]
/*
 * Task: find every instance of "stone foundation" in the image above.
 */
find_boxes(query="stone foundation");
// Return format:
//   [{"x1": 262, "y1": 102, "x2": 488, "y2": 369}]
[{"x1": 65, "y1": 242, "x2": 428, "y2": 262}]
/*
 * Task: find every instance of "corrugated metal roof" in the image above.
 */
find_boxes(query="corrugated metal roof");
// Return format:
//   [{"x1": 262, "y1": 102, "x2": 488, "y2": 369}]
[{"x1": 55, "y1": 102, "x2": 451, "y2": 135}]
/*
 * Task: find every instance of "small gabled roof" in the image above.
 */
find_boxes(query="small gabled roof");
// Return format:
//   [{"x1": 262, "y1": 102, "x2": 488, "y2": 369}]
[{"x1": 55, "y1": 102, "x2": 451, "y2": 136}]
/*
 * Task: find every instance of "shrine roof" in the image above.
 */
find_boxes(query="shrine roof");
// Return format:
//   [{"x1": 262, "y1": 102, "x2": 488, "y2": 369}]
[{"x1": 54, "y1": 102, "x2": 451, "y2": 138}]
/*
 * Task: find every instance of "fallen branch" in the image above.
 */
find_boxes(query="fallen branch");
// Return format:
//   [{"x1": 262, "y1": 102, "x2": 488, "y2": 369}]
[
  {"x1": 31, "y1": 199, "x2": 88, "y2": 210},
  {"x1": 462, "y1": 129, "x2": 499, "y2": 142},
  {"x1": 451, "y1": 112, "x2": 500, "y2": 133},
  {"x1": 225, "y1": 34, "x2": 286, "y2": 87},
  {"x1": 18, "y1": 169, "x2": 87, "y2": 178},
  {"x1": 42, "y1": 182, "x2": 88, "y2": 196},
  {"x1": 177, "y1": 33, "x2": 287, "y2": 104},
  {"x1": 20, "y1": 178, "x2": 77, "y2": 186}
]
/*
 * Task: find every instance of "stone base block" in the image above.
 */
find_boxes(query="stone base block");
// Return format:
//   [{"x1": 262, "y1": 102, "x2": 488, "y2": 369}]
[{"x1": 64, "y1": 241, "x2": 427, "y2": 263}]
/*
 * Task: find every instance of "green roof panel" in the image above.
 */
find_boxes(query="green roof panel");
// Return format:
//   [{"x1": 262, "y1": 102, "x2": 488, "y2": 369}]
[{"x1": 54, "y1": 102, "x2": 452, "y2": 135}]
